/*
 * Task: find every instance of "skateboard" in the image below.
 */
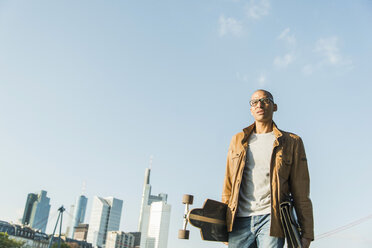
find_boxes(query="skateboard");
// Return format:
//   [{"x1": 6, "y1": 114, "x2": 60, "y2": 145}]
[{"x1": 178, "y1": 194, "x2": 228, "y2": 242}]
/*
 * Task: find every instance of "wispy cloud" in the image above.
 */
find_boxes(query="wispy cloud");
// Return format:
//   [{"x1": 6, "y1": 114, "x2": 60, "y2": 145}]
[
  {"x1": 245, "y1": 0, "x2": 270, "y2": 20},
  {"x1": 236, "y1": 72, "x2": 267, "y2": 86},
  {"x1": 257, "y1": 74, "x2": 267, "y2": 86},
  {"x1": 236, "y1": 72, "x2": 249, "y2": 82},
  {"x1": 273, "y1": 28, "x2": 296, "y2": 68},
  {"x1": 314, "y1": 36, "x2": 351, "y2": 66},
  {"x1": 302, "y1": 64, "x2": 313, "y2": 75},
  {"x1": 273, "y1": 53, "x2": 295, "y2": 68},
  {"x1": 302, "y1": 36, "x2": 352, "y2": 75},
  {"x1": 278, "y1": 28, "x2": 296, "y2": 47},
  {"x1": 219, "y1": 15, "x2": 243, "y2": 37}
]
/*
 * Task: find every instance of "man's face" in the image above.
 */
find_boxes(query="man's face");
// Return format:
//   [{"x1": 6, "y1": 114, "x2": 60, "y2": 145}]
[{"x1": 249, "y1": 91, "x2": 277, "y2": 123}]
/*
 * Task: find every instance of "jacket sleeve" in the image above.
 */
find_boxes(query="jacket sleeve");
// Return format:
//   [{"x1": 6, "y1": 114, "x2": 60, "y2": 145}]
[
  {"x1": 289, "y1": 137, "x2": 314, "y2": 240},
  {"x1": 222, "y1": 136, "x2": 234, "y2": 204}
]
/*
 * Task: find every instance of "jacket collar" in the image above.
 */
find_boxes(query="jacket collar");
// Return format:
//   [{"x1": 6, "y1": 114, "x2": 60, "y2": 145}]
[{"x1": 242, "y1": 121, "x2": 283, "y2": 145}]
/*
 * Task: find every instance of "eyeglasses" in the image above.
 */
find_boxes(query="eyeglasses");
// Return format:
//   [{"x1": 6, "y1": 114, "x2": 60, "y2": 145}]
[{"x1": 249, "y1": 97, "x2": 273, "y2": 107}]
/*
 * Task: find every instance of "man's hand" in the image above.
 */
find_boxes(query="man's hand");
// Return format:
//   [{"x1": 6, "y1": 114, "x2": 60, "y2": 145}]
[
  {"x1": 223, "y1": 242, "x2": 228, "y2": 246},
  {"x1": 301, "y1": 237, "x2": 311, "y2": 248}
]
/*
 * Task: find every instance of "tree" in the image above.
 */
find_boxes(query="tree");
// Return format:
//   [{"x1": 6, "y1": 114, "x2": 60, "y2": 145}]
[
  {"x1": 0, "y1": 232, "x2": 24, "y2": 248},
  {"x1": 51, "y1": 242, "x2": 71, "y2": 248},
  {"x1": 66, "y1": 242, "x2": 79, "y2": 248}
]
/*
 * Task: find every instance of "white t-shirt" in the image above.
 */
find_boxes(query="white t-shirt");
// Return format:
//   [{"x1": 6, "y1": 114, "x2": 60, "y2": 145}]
[{"x1": 237, "y1": 131, "x2": 276, "y2": 217}]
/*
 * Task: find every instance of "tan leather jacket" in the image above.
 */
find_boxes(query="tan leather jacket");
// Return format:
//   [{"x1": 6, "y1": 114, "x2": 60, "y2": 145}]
[{"x1": 222, "y1": 123, "x2": 314, "y2": 240}]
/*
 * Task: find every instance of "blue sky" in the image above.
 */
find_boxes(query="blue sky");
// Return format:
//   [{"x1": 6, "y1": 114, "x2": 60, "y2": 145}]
[{"x1": 1, "y1": 1, "x2": 371, "y2": 247}]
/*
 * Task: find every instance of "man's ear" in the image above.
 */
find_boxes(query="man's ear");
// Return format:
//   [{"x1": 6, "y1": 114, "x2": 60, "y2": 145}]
[{"x1": 273, "y1": 104, "x2": 278, "y2": 112}]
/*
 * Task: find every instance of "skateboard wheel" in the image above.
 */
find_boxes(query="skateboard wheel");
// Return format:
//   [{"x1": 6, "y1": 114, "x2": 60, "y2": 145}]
[
  {"x1": 178, "y1": 229, "x2": 190, "y2": 239},
  {"x1": 182, "y1": 194, "x2": 194, "y2": 204}
]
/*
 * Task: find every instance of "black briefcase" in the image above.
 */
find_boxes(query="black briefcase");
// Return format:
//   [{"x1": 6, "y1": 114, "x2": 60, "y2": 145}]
[{"x1": 280, "y1": 198, "x2": 302, "y2": 248}]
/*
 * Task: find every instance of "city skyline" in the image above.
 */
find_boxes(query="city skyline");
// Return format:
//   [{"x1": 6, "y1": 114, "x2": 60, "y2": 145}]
[
  {"x1": 6, "y1": 166, "x2": 170, "y2": 248},
  {"x1": 6, "y1": 165, "x2": 170, "y2": 237}
]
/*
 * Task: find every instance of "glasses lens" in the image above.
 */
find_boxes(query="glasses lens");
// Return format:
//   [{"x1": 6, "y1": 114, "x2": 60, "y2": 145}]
[{"x1": 250, "y1": 100, "x2": 258, "y2": 106}]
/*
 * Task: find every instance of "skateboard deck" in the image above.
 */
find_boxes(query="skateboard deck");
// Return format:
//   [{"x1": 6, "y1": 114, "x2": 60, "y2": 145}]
[{"x1": 187, "y1": 199, "x2": 228, "y2": 242}]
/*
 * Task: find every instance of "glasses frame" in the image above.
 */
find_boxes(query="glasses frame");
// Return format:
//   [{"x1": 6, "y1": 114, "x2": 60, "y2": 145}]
[{"x1": 249, "y1": 97, "x2": 274, "y2": 107}]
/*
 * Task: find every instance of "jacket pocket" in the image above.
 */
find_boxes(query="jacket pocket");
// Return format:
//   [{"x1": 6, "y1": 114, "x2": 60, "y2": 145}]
[
  {"x1": 230, "y1": 151, "x2": 242, "y2": 183},
  {"x1": 278, "y1": 154, "x2": 292, "y2": 180}
]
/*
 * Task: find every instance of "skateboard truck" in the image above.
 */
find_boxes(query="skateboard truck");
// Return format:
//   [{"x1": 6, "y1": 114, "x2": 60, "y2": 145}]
[
  {"x1": 179, "y1": 194, "x2": 228, "y2": 242},
  {"x1": 178, "y1": 194, "x2": 194, "y2": 239}
]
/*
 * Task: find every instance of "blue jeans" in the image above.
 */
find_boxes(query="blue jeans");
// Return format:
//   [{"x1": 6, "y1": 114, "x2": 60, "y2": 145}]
[{"x1": 228, "y1": 214, "x2": 285, "y2": 248}]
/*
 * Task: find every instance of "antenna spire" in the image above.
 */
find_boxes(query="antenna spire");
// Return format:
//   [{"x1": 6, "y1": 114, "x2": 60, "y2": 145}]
[
  {"x1": 81, "y1": 181, "x2": 86, "y2": 195},
  {"x1": 149, "y1": 155, "x2": 153, "y2": 170}
]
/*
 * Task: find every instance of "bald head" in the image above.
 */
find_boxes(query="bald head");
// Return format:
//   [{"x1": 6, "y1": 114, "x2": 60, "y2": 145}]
[{"x1": 252, "y1": 89, "x2": 274, "y2": 103}]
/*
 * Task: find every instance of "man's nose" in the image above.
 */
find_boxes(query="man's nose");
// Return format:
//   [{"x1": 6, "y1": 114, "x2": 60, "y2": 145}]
[{"x1": 256, "y1": 100, "x2": 264, "y2": 108}]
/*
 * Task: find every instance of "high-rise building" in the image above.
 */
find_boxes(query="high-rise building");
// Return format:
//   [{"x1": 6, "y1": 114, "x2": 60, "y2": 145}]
[
  {"x1": 105, "y1": 231, "x2": 135, "y2": 248},
  {"x1": 128, "y1": 232, "x2": 141, "y2": 248},
  {"x1": 73, "y1": 223, "x2": 89, "y2": 241},
  {"x1": 86, "y1": 196, "x2": 123, "y2": 248},
  {"x1": 66, "y1": 204, "x2": 75, "y2": 237},
  {"x1": 21, "y1": 190, "x2": 51, "y2": 233},
  {"x1": 138, "y1": 168, "x2": 171, "y2": 248},
  {"x1": 67, "y1": 195, "x2": 88, "y2": 238},
  {"x1": 22, "y1": 193, "x2": 38, "y2": 225}
]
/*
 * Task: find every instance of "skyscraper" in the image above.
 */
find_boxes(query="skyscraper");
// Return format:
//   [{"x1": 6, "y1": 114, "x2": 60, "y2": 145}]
[
  {"x1": 21, "y1": 190, "x2": 51, "y2": 233},
  {"x1": 87, "y1": 196, "x2": 123, "y2": 248},
  {"x1": 66, "y1": 204, "x2": 75, "y2": 237},
  {"x1": 138, "y1": 168, "x2": 171, "y2": 248},
  {"x1": 66, "y1": 195, "x2": 88, "y2": 238},
  {"x1": 22, "y1": 193, "x2": 38, "y2": 225},
  {"x1": 105, "y1": 231, "x2": 135, "y2": 248}
]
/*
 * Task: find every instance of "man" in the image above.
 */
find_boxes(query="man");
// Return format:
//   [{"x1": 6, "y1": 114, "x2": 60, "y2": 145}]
[{"x1": 222, "y1": 90, "x2": 314, "y2": 248}]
